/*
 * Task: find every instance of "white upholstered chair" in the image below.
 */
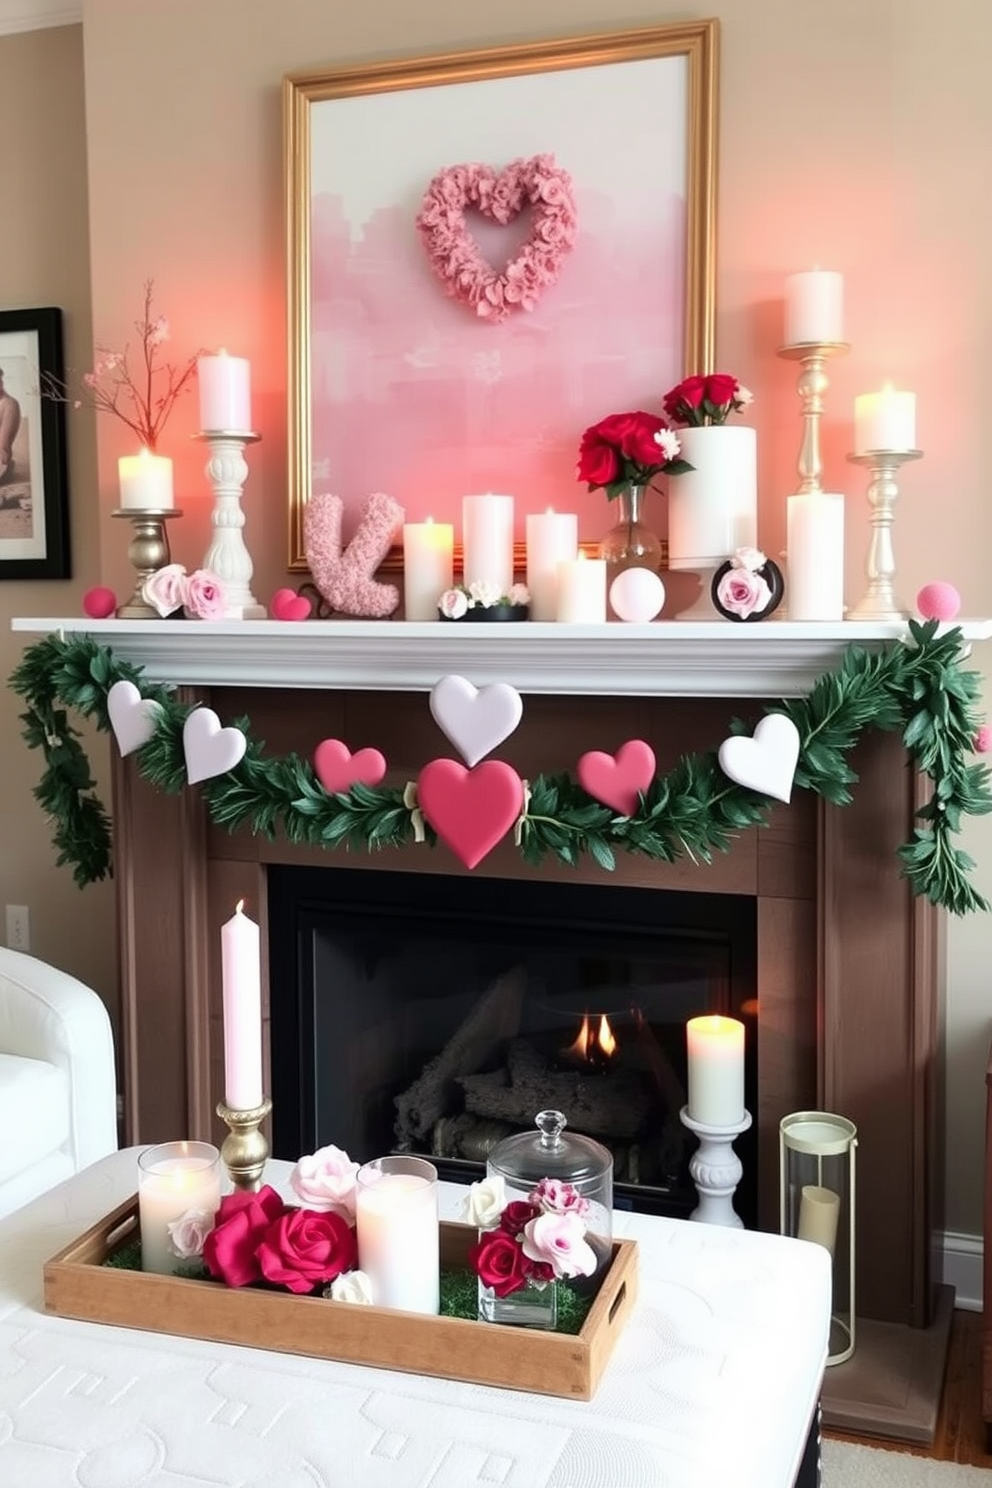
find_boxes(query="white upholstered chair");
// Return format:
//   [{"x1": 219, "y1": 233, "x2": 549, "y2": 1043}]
[{"x1": 0, "y1": 945, "x2": 117, "y2": 1218}]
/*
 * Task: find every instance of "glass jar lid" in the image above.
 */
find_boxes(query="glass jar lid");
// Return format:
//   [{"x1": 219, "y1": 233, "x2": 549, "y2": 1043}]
[{"x1": 487, "y1": 1109, "x2": 613, "y2": 1190}]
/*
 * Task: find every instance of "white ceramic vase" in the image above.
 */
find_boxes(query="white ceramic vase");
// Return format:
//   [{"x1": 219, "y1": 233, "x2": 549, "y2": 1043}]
[{"x1": 667, "y1": 425, "x2": 758, "y2": 571}]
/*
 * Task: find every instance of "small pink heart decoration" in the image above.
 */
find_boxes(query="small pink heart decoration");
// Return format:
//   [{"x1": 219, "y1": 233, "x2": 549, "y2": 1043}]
[
  {"x1": 182, "y1": 708, "x2": 247, "y2": 786},
  {"x1": 417, "y1": 759, "x2": 525, "y2": 870},
  {"x1": 314, "y1": 740, "x2": 387, "y2": 794},
  {"x1": 718, "y1": 713, "x2": 801, "y2": 804},
  {"x1": 577, "y1": 740, "x2": 657, "y2": 817},
  {"x1": 107, "y1": 680, "x2": 163, "y2": 758},
  {"x1": 270, "y1": 588, "x2": 312, "y2": 621}
]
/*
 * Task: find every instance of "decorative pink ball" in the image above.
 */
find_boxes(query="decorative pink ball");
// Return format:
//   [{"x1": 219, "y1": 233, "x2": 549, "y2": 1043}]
[
  {"x1": 916, "y1": 582, "x2": 961, "y2": 623},
  {"x1": 83, "y1": 586, "x2": 117, "y2": 619},
  {"x1": 974, "y1": 725, "x2": 992, "y2": 754}
]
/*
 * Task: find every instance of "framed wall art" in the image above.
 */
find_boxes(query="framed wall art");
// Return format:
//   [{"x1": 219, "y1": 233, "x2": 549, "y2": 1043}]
[
  {"x1": 0, "y1": 307, "x2": 70, "y2": 580},
  {"x1": 284, "y1": 21, "x2": 719, "y2": 569}
]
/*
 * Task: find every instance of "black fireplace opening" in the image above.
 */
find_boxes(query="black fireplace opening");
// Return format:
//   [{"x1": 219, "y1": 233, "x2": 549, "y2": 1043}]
[{"x1": 269, "y1": 867, "x2": 758, "y2": 1224}]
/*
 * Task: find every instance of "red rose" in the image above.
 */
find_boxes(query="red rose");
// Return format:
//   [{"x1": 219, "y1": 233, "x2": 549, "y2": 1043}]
[
  {"x1": 576, "y1": 428, "x2": 621, "y2": 487},
  {"x1": 256, "y1": 1207, "x2": 358, "y2": 1294},
  {"x1": 620, "y1": 411, "x2": 668, "y2": 467},
  {"x1": 500, "y1": 1200, "x2": 540, "y2": 1237},
  {"x1": 468, "y1": 1229, "x2": 531, "y2": 1297},
  {"x1": 202, "y1": 1184, "x2": 287, "y2": 1288},
  {"x1": 663, "y1": 375, "x2": 706, "y2": 419},
  {"x1": 705, "y1": 373, "x2": 738, "y2": 407},
  {"x1": 591, "y1": 412, "x2": 641, "y2": 444}
]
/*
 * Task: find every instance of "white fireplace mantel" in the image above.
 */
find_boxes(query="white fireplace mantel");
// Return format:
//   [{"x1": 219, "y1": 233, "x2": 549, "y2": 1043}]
[{"x1": 12, "y1": 616, "x2": 992, "y2": 697}]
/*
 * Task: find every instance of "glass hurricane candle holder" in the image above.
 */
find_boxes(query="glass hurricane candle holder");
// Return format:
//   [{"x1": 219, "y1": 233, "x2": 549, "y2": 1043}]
[
  {"x1": 355, "y1": 1154, "x2": 440, "y2": 1315},
  {"x1": 137, "y1": 1140, "x2": 221, "y2": 1276}
]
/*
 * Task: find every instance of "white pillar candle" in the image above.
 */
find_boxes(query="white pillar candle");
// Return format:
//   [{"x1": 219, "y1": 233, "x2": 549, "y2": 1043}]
[
  {"x1": 403, "y1": 517, "x2": 454, "y2": 620},
  {"x1": 556, "y1": 553, "x2": 607, "y2": 623},
  {"x1": 854, "y1": 385, "x2": 916, "y2": 453},
  {"x1": 787, "y1": 491, "x2": 845, "y2": 620},
  {"x1": 118, "y1": 449, "x2": 174, "y2": 510},
  {"x1": 137, "y1": 1141, "x2": 221, "y2": 1275},
  {"x1": 356, "y1": 1159, "x2": 439, "y2": 1314},
  {"x1": 221, "y1": 900, "x2": 263, "y2": 1111},
  {"x1": 798, "y1": 1184, "x2": 841, "y2": 1257},
  {"x1": 462, "y1": 493, "x2": 514, "y2": 594},
  {"x1": 525, "y1": 509, "x2": 578, "y2": 621},
  {"x1": 686, "y1": 1015, "x2": 745, "y2": 1127},
  {"x1": 198, "y1": 349, "x2": 252, "y2": 433},
  {"x1": 784, "y1": 270, "x2": 844, "y2": 345}
]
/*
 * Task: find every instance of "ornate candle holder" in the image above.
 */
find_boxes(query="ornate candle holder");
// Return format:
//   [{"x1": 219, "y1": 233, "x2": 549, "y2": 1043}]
[
  {"x1": 111, "y1": 507, "x2": 183, "y2": 619},
  {"x1": 777, "y1": 342, "x2": 850, "y2": 494},
  {"x1": 846, "y1": 448, "x2": 923, "y2": 621},
  {"x1": 680, "y1": 1105, "x2": 752, "y2": 1229},
  {"x1": 195, "y1": 430, "x2": 265, "y2": 619},
  {"x1": 216, "y1": 1096, "x2": 272, "y2": 1191}
]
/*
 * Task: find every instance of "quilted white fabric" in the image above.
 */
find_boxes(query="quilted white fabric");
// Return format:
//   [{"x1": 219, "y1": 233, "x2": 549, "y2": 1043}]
[
  {"x1": 0, "y1": 1150, "x2": 830, "y2": 1488},
  {"x1": 0, "y1": 1053, "x2": 68, "y2": 1183}
]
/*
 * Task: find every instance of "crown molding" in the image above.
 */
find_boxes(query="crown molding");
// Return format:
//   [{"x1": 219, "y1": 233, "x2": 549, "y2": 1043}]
[{"x1": 0, "y1": 0, "x2": 81, "y2": 35}]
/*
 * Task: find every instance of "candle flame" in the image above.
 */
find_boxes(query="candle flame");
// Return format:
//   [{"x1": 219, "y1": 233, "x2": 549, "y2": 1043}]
[
  {"x1": 425, "y1": 515, "x2": 434, "y2": 525},
  {"x1": 235, "y1": 899, "x2": 244, "y2": 915}
]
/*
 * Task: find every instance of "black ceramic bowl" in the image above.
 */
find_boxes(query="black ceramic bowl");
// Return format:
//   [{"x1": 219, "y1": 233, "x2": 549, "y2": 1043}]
[
  {"x1": 438, "y1": 603, "x2": 530, "y2": 623},
  {"x1": 710, "y1": 557, "x2": 784, "y2": 623}
]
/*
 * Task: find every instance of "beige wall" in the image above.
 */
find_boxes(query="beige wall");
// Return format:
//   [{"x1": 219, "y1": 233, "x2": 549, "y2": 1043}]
[
  {"x1": 0, "y1": 25, "x2": 117, "y2": 1026},
  {"x1": 75, "y1": 0, "x2": 992, "y2": 1231}
]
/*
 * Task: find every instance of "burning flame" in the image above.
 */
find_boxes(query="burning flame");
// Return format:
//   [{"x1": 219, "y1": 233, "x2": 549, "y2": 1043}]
[{"x1": 563, "y1": 1013, "x2": 618, "y2": 1063}]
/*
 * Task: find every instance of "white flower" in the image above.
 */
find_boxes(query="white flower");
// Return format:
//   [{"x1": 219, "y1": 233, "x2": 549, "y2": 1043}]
[
  {"x1": 167, "y1": 1207, "x2": 214, "y2": 1259},
  {"x1": 468, "y1": 579, "x2": 502, "y2": 609},
  {"x1": 731, "y1": 546, "x2": 767, "y2": 572},
  {"x1": 735, "y1": 383, "x2": 754, "y2": 406},
  {"x1": 508, "y1": 583, "x2": 530, "y2": 606},
  {"x1": 327, "y1": 1269, "x2": 374, "y2": 1304},
  {"x1": 461, "y1": 1174, "x2": 507, "y2": 1229},
  {"x1": 438, "y1": 588, "x2": 469, "y2": 619},
  {"x1": 653, "y1": 428, "x2": 682, "y2": 461},
  {"x1": 290, "y1": 1144, "x2": 360, "y2": 1219}
]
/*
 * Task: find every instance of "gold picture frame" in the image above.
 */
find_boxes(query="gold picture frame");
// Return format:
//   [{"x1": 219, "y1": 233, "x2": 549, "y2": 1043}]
[{"x1": 284, "y1": 20, "x2": 719, "y2": 572}]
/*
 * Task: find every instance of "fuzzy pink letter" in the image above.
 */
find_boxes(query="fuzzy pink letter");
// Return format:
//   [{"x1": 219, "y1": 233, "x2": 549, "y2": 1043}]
[{"x1": 304, "y1": 491, "x2": 404, "y2": 618}]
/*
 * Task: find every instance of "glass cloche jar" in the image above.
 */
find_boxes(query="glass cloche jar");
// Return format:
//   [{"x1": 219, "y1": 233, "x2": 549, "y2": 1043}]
[{"x1": 478, "y1": 1109, "x2": 614, "y2": 1329}]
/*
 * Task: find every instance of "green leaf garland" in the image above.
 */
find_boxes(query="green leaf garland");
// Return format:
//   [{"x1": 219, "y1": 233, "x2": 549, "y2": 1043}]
[{"x1": 8, "y1": 621, "x2": 992, "y2": 913}]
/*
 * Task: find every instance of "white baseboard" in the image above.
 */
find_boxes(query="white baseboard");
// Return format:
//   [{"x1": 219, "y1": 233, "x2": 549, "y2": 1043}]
[{"x1": 939, "y1": 1230, "x2": 983, "y2": 1312}]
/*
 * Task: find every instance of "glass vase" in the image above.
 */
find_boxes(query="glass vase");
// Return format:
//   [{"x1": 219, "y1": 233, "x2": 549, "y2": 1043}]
[
  {"x1": 598, "y1": 485, "x2": 663, "y2": 580},
  {"x1": 478, "y1": 1274, "x2": 558, "y2": 1330}
]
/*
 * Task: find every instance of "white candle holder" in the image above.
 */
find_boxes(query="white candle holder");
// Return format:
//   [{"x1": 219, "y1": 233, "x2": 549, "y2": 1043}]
[
  {"x1": 846, "y1": 448, "x2": 923, "y2": 621},
  {"x1": 680, "y1": 1105, "x2": 752, "y2": 1228},
  {"x1": 195, "y1": 430, "x2": 266, "y2": 620},
  {"x1": 777, "y1": 342, "x2": 849, "y2": 496}
]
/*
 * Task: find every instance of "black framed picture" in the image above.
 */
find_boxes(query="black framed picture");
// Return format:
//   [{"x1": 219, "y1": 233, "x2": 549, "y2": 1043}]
[{"x1": 0, "y1": 307, "x2": 70, "y2": 580}]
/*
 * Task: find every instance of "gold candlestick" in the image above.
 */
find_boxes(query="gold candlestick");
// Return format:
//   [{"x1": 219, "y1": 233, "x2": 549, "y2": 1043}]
[
  {"x1": 216, "y1": 1096, "x2": 272, "y2": 1191},
  {"x1": 846, "y1": 448, "x2": 923, "y2": 621},
  {"x1": 777, "y1": 342, "x2": 849, "y2": 494},
  {"x1": 112, "y1": 507, "x2": 183, "y2": 619}
]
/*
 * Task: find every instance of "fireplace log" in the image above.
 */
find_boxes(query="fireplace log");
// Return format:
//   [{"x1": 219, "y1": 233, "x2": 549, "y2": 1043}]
[{"x1": 457, "y1": 1038, "x2": 655, "y2": 1140}]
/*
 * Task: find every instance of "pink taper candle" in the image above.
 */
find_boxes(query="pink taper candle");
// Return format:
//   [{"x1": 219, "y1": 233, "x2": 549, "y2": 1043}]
[{"x1": 221, "y1": 900, "x2": 263, "y2": 1110}]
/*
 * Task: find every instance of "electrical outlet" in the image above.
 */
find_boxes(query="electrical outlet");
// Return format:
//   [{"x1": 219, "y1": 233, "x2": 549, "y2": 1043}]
[{"x1": 5, "y1": 905, "x2": 30, "y2": 952}]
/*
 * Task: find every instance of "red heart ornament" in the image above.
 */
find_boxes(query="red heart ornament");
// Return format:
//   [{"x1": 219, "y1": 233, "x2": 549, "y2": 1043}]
[
  {"x1": 314, "y1": 740, "x2": 387, "y2": 794},
  {"x1": 417, "y1": 759, "x2": 525, "y2": 870},
  {"x1": 270, "y1": 588, "x2": 312, "y2": 621},
  {"x1": 577, "y1": 739, "x2": 657, "y2": 817}
]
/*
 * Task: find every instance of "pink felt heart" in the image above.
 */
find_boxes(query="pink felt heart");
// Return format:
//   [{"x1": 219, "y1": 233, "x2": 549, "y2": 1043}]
[
  {"x1": 577, "y1": 739, "x2": 657, "y2": 817},
  {"x1": 417, "y1": 759, "x2": 525, "y2": 870},
  {"x1": 270, "y1": 588, "x2": 312, "y2": 621},
  {"x1": 314, "y1": 740, "x2": 387, "y2": 794}
]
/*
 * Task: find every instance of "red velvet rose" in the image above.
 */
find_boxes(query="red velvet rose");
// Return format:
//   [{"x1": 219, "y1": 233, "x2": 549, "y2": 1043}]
[
  {"x1": 663, "y1": 375, "x2": 706, "y2": 419},
  {"x1": 202, "y1": 1184, "x2": 287, "y2": 1288},
  {"x1": 705, "y1": 373, "x2": 738, "y2": 407},
  {"x1": 576, "y1": 428, "x2": 621, "y2": 487},
  {"x1": 256, "y1": 1207, "x2": 358, "y2": 1294},
  {"x1": 620, "y1": 411, "x2": 668, "y2": 466},
  {"x1": 468, "y1": 1229, "x2": 530, "y2": 1297},
  {"x1": 499, "y1": 1200, "x2": 540, "y2": 1237}
]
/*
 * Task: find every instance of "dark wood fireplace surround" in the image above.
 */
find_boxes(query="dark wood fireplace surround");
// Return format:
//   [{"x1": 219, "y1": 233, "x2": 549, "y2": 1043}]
[{"x1": 113, "y1": 685, "x2": 948, "y2": 1438}]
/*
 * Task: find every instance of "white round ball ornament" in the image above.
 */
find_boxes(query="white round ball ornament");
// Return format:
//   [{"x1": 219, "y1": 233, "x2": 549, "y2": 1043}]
[{"x1": 609, "y1": 567, "x2": 665, "y2": 623}]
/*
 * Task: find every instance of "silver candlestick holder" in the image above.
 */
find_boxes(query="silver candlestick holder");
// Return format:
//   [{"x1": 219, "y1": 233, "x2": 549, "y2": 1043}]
[
  {"x1": 778, "y1": 341, "x2": 850, "y2": 494},
  {"x1": 111, "y1": 507, "x2": 184, "y2": 619},
  {"x1": 846, "y1": 448, "x2": 923, "y2": 621},
  {"x1": 680, "y1": 1105, "x2": 752, "y2": 1229},
  {"x1": 195, "y1": 430, "x2": 265, "y2": 619}
]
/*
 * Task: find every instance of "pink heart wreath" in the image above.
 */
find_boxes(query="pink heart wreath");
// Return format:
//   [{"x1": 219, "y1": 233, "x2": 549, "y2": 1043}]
[{"x1": 415, "y1": 153, "x2": 577, "y2": 324}]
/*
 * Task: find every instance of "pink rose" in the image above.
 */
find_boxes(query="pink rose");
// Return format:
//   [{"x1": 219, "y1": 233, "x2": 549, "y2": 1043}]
[
  {"x1": 166, "y1": 1207, "x2": 216, "y2": 1260},
  {"x1": 183, "y1": 568, "x2": 227, "y2": 621},
  {"x1": 974, "y1": 725, "x2": 992, "y2": 754},
  {"x1": 438, "y1": 588, "x2": 469, "y2": 619},
  {"x1": 521, "y1": 1211, "x2": 597, "y2": 1280},
  {"x1": 202, "y1": 1185, "x2": 287, "y2": 1288},
  {"x1": 529, "y1": 1178, "x2": 590, "y2": 1217},
  {"x1": 257, "y1": 1207, "x2": 358, "y2": 1294},
  {"x1": 142, "y1": 562, "x2": 187, "y2": 618},
  {"x1": 716, "y1": 567, "x2": 772, "y2": 620},
  {"x1": 289, "y1": 1144, "x2": 360, "y2": 1220}
]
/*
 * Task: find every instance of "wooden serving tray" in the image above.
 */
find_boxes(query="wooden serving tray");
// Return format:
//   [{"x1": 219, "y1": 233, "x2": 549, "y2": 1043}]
[{"x1": 43, "y1": 1196, "x2": 638, "y2": 1401}]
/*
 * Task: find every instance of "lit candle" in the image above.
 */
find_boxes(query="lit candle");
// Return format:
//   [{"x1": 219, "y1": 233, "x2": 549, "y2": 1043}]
[
  {"x1": 556, "y1": 553, "x2": 607, "y2": 623},
  {"x1": 137, "y1": 1140, "x2": 221, "y2": 1275},
  {"x1": 462, "y1": 493, "x2": 514, "y2": 595},
  {"x1": 786, "y1": 491, "x2": 845, "y2": 620},
  {"x1": 402, "y1": 516, "x2": 454, "y2": 620},
  {"x1": 118, "y1": 449, "x2": 174, "y2": 510},
  {"x1": 356, "y1": 1157, "x2": 439, "y2": 1314},
  {"x1": 525, "y1": 509, "x2": 578, "y2": 621},
  {"x1": 854, "y1": 384, "x2": 917, "y2": 454},
  {"x1": 784, "y1": 269, "x2": 844, "y2": 345},
  {"x1": 221, "y1": 900, "x2": 263, "y2": 1111},
  {"x1": 197, "y1": 348, "x2": 252, "y2": 433},
  {"x1": 686, "y1": 1015, "x2": 745, "y2": 1126},
  {"x1": 798, "y1": 1185, "x2": 841, "y2": 1256}
]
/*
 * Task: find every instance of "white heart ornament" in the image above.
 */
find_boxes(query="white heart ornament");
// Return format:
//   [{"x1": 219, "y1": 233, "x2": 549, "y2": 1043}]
[
  {"x1": 429, "y1": 675, "x2": 523, "y2": 768},
  {"x1": 717, "y1": 713, "x2": 801, "y2": 804},
  {"x1": 182, "y1": 708, "x2": 247, "y2": 786},
  {"x1": 107, "y1": 680, "x2": 163, "y2": 758}
]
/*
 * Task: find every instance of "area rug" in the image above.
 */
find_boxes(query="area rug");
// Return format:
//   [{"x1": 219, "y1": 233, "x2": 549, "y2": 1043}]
[{"x1": 824, "y1": 1439, "x2": 991, "y2": 1484}]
